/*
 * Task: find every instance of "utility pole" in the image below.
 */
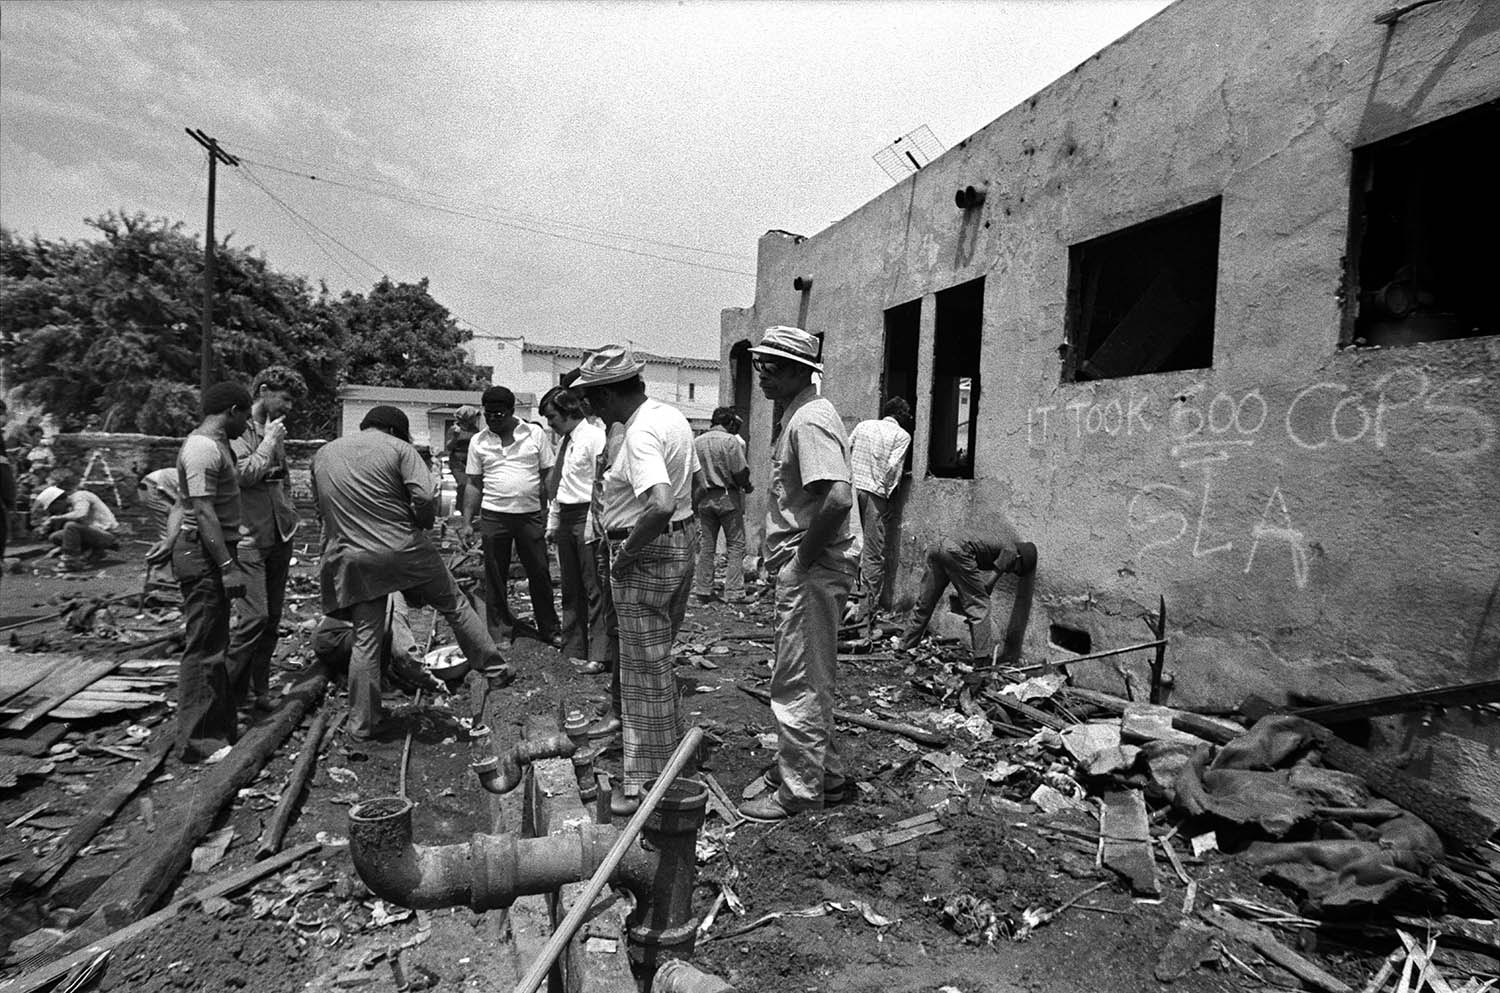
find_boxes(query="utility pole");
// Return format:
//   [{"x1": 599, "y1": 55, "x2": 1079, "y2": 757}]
[{"x1": 185, "y1": 129, "x2": 239, "y2": 394}]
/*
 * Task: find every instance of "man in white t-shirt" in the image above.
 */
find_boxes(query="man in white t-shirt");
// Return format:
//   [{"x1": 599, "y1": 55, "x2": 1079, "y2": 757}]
[
  {"x1": 34, "y1": 470, "x2": 120, "y2": 572},
  {"x1": 460, "y1": 385, "x2": 561, "y2": 648},
  {"x1": 575, "y1": 345, "x2": 703, "y2": 816}
]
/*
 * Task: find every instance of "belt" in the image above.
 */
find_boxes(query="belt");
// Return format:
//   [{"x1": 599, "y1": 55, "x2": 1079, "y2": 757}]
[
  {"x1": 479, "y1": 508, "x2": 539, "y2": 520},
  {"x1": 606, "y1": 517, "x2": 692, "y2": 541},
  {"x1": 556, "y1": 502, "x2": 590, "y2": 510}
]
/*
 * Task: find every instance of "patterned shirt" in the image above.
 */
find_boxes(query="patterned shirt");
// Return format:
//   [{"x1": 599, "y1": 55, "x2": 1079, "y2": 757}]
[
  {"x1": 848, "y1": 416, "x2": 911, "y2": 498},
  {"x1": 694, "y1": 426, "x2": 749, "y2": 490}
]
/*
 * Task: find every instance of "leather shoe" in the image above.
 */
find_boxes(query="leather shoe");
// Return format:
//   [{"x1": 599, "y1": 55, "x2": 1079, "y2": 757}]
[
  {"x1": 610, "y1": 792, "x2": 640, "y2": 817},
  {"x1": 756, "y1": 766, "x2": 849, "y2": 805},
  {"x1": 482, "y1": 664, "x2": 516, "y2": 687},
  {"x1": 543, "y1": 631, "x2": 566, "y2": 649},
  {"x1": 738, "y1": 794, "x2": 802, "y2": 823},
  {"x1": 574, "y1": 660, "x2": 609, "y2": 675}
]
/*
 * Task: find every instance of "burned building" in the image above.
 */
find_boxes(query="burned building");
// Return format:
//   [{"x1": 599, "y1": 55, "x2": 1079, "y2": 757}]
[{"x1": 721, "y1": 0, "x2": 1500, "y2": 812}]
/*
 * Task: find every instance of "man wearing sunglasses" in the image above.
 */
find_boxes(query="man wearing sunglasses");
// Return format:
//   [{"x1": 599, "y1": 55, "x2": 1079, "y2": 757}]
[
  {"x1": 459, "y1": 385, "x2": 562, "y2": 649},
  {"x1": 739, "y1": 326, "x2": 862, "y2": 822}
]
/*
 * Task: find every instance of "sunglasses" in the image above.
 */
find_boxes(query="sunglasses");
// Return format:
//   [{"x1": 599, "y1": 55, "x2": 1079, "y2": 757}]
[{"x1": 752, "y1": 357, "x2": 791, "y2": 374}]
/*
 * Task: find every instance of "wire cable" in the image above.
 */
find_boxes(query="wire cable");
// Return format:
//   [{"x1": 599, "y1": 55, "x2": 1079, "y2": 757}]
[
  {"x1": 221, "y1": 141, "x2": 751, "y2": 262},
  {"x1": 233, "y1": 166, "x2": 367, "y2": 283},
  {"x1": 231, "y1": 155, "x2": 755, "y2": 276}
]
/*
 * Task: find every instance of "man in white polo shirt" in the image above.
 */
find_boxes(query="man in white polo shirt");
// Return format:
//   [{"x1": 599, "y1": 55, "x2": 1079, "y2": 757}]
[
  {"x1": 460, "y1": 385, "x2": 561, "y2": 648},
  {"x1": 576, "y1": 345, "x2": 703, "y2": 816}
]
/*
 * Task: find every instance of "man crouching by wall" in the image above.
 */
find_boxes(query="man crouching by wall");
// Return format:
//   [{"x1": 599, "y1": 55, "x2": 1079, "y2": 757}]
[{"x1": 738, "y1": 326, "x2": 861, "y2": 823}]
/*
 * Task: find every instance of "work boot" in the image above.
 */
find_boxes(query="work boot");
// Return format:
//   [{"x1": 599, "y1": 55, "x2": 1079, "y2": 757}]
[{"x1": 754, "y1": 764, "x2": 849, "y2": 805}]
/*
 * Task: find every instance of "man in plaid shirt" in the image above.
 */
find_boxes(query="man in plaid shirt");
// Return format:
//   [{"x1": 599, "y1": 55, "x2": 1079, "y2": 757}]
[{"x1": 846, "y1": 397, "x2": 912, "y2": 623}]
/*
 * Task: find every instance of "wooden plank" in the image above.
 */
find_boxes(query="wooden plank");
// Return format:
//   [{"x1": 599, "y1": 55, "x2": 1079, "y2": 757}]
[
  {"x1": 0, "y1": 655, "x2": 69, "y2": 709},
  {"x1": 0, "y1": 722, "x2": 69, "y2": 757},
  {"x1": 1202, "y1": 907, "x2": 1353, "y2": 993},
  {"x1": 840, "y1": 811, "x2": 943, "y2": 853},
  {"x1": 1101, "y1": 788, "x2": 1158, "y2": 896},
  {"x1": 1, "y1": 842, "x2": 323, "y2": 993},
  {"x1": 1, "y1": 659, "x2": 119, "y2": 732},
  {"x1": 9, "y1": 735, "x2": 173, "y2": 893}
]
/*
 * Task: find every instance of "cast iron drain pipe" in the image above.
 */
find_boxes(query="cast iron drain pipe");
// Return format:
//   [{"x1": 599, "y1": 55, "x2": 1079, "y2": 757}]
[
  {"x1": 348, "y1": 728, "x2": 707, "y2": 990},
  {"x1": 471, "y1": 731, "x2": 577, "y2": 794}
]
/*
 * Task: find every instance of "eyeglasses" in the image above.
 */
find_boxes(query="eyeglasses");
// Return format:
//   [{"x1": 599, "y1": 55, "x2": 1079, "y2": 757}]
[
  {"x1": 752, "y1": 357, "x2": 790, "y2": 374},
  {"x1": 482, "y1": 408, "x2": 509, "y2": 419}
]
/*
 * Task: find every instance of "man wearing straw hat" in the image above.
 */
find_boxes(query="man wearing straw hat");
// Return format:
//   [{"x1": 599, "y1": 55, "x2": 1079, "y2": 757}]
[
  {"x1": 574, "y1": 345, "x2": 702, "y2": 816},
  {"x1": 739, "y1": 326, "x2": 862, "y2": 822}
]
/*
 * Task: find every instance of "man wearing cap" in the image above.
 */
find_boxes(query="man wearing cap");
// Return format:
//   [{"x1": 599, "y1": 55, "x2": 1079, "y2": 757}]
[
  {"x1": 691, "y1": 407, "x2": 753, "y2": 603},
  {"x1": 460, "y1": 385, "x2": 561, "y2": 648},
  {"x1": 312, "y1": 405, "x2": 512, "y2": 742},
  {"x1": 739, "y1": 326, "x2": 862, "y2": 822},
  {"x1": 575, "y1": 345, "x2": 702, "y2": 815},
  {"x1": 845, "y1": 396, "x2": 913, "y2": 624},
  {"x1": 227, "y1": 365, "x2": 302, "y2": 713},
  {"x1": 32, "y1": 470, "x2": 120, "y2": 572},
  {"x1": 898, "y1": 518, "x2": 1038, "y2": 672},
  {"x1": 172, "y1": 382, "x2": 254, "y2": 762}
]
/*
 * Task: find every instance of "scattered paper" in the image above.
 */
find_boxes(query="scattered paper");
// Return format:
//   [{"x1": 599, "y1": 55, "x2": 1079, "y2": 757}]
[{"x1": 190, "y1": 827, "x2": 235, "y2": 873}]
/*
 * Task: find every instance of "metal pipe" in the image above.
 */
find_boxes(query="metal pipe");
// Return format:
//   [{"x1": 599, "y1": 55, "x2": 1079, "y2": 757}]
[
  {"x1": 652, "y1": 959, "x2": 736, "y2": 992},
  {"x1": 513, "y1": 727, "x2": 705, "y2": 993},
  {"x1": 472, "y1": 732, "x2": 577, "y2": 794}
]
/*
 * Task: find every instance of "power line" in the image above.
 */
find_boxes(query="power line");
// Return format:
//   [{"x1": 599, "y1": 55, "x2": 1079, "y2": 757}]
[
  {"x1": 234, "y1": 165, "x2": 366, "y2": 283},
  {"x1": 230, "y1": 155, "x2": 756, "y2": 277},
  {"x1": 232, "y1": 163, "x2": 505, "y2": 339},
  {"x1": 220, "y1": 140, "x2": 751, "y2": 262}
]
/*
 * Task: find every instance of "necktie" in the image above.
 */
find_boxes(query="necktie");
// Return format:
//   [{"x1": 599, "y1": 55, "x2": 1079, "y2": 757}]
[{"x1": 547, "y1": 432, "x2": 570, "y2": 503}]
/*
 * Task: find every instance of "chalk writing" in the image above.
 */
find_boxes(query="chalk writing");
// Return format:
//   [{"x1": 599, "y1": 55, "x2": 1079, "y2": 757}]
[{"x1": 1029, "y1": 366, "x2": 1494, "y2": 459}]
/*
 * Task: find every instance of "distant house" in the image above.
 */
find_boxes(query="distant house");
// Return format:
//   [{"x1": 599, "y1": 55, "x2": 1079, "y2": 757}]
[
  {"x1": 336, "y1": 384, "x2": 537, "y2": 452},
  {"x1": 463, "y1": 334, "x2": 722, "y2": 431}
]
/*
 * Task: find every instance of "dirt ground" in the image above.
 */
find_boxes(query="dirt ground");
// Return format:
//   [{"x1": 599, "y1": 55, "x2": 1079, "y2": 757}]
[{"x1": 0, "y1": 546, "x2": 1450, "y2": 992}]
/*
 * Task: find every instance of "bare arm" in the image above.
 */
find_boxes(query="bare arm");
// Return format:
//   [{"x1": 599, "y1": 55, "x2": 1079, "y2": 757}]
[
  {"x1": 795, "y1": 479, "x2": 854, "y2": 569},
  {"x1": 611, "y1": 483, "x2": 674, "y2": 579},
  {"x1": 189, "y1": 495, "x2": 247, "y2": 598}
]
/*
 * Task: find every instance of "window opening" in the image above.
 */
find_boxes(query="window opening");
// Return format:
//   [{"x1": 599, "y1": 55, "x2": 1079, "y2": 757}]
[
  {"x1": 882, "y1": 299, "x2": 921, "y2": 473},
  {"x1": 929, "y1": 278, "x2": 983, "y2": 479},
  {"x1": 1065, "y1": 198, "x2": 1220, "y2": 381},
  {"x1": 1344, "y1": 100, "x2": 1499, "y2": 347},
  {"x1": 688, "y1": 382, "x2": 696, "y2": 401},
  {"x1": 1049, "y1": 623, "x2": 1092, "y2": 655}
]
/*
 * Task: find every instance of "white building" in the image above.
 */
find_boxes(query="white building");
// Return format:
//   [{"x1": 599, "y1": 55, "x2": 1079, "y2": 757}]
[{"x1": 465, "y1": 333, "x2": 721, "y2": 430}]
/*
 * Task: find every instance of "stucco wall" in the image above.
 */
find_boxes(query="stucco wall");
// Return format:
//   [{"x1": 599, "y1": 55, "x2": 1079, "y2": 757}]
[{"x1": 724, "y1": 0, "x2": 1500, "y2": 810}]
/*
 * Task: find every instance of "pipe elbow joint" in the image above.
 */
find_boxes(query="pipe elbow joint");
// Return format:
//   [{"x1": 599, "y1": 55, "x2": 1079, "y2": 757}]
[
  {"x1": 472, "y1": 732, "x2": 578, "y2": 794},
  {"x1": 348, "y1": 796, "x2": 519, "y2": 911}
]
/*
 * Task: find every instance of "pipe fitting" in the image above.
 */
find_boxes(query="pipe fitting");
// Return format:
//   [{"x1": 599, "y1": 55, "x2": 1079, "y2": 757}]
[
  {"x1": 471, "y1": 732, "x2": 578, "y2": 794},
  {"x1": 792, "y1": 275, "x2": 813, "y2": 292},
  {"x1": 955, "y1": 184, "x2": 987, "y2": 209},
  {"x1": 620, "y1": 778, "x2": 710, "y2": 976}
]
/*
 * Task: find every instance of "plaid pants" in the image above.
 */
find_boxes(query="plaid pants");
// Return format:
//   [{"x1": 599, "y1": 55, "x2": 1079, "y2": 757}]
[{"x1": 609, "y1": 523, "x2": 696, "y2": 793}]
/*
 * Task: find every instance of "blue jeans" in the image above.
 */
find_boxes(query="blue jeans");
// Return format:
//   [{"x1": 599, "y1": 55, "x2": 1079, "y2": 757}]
[{"x1": 172, "y1": 539, "x2": 239, "y2": 758}]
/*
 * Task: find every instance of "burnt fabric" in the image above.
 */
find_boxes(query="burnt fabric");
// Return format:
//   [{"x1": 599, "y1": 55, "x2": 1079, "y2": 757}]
[{"x1": 1147, "y1": 716, "x2": 1445, "y2": 911}]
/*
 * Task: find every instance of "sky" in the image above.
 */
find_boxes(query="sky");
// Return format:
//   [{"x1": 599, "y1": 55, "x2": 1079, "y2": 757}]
[{"x1": 0, "y1": 0, "x2": 1170, "y2": 359}]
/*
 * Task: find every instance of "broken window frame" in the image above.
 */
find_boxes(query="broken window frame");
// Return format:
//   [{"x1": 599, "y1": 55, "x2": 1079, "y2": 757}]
[
  {"x1": 1063, "y1": 197, "x2": 1222, "y2": 383},
  {"x1": 1341, "y1": 99, "x2": 1500, "y2": 349},
  {"x1": 929, "y1": 278, "x2": 984, "y2": 480}
]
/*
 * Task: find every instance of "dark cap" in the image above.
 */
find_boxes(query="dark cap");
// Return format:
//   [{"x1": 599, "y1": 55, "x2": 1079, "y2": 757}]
[{"x1": 360, "y1": 404, "x2": 411, "y2": 443}]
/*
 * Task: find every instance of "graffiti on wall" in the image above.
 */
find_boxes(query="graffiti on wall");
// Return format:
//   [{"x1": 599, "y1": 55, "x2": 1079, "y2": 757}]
[{"x1": 1028, "y1": 366, "x2": 1495, "y2": 589}]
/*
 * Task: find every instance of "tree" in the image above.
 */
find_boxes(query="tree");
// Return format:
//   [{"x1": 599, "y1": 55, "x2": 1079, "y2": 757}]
[
  {"x1": 1, "y1": 213, "x2": 342, "y2": 436},
  {"x1": 336, "y1": 277, "x2": 490, "y2": 391}
]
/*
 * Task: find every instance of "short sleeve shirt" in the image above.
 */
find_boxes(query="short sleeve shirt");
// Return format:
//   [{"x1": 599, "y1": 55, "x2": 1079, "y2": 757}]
[
  {"x1": 67, "y1": 490, "x2": 118, "y2": 532},
  {"x1": 763, "y1": 386, "x2": 861, "y2": 573},
  {"x1": 466, "y1": 420, "x2": 554, "y2": 514},
  {"x1": 598, "y1": 399, "x2": 699, "y2": 532},
  {"x1": 694, "y1": 428, "x2": 749, "y2": 490},
  {"x1": 177, "y1": 431, "x2": 241, "y2": 535}
]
